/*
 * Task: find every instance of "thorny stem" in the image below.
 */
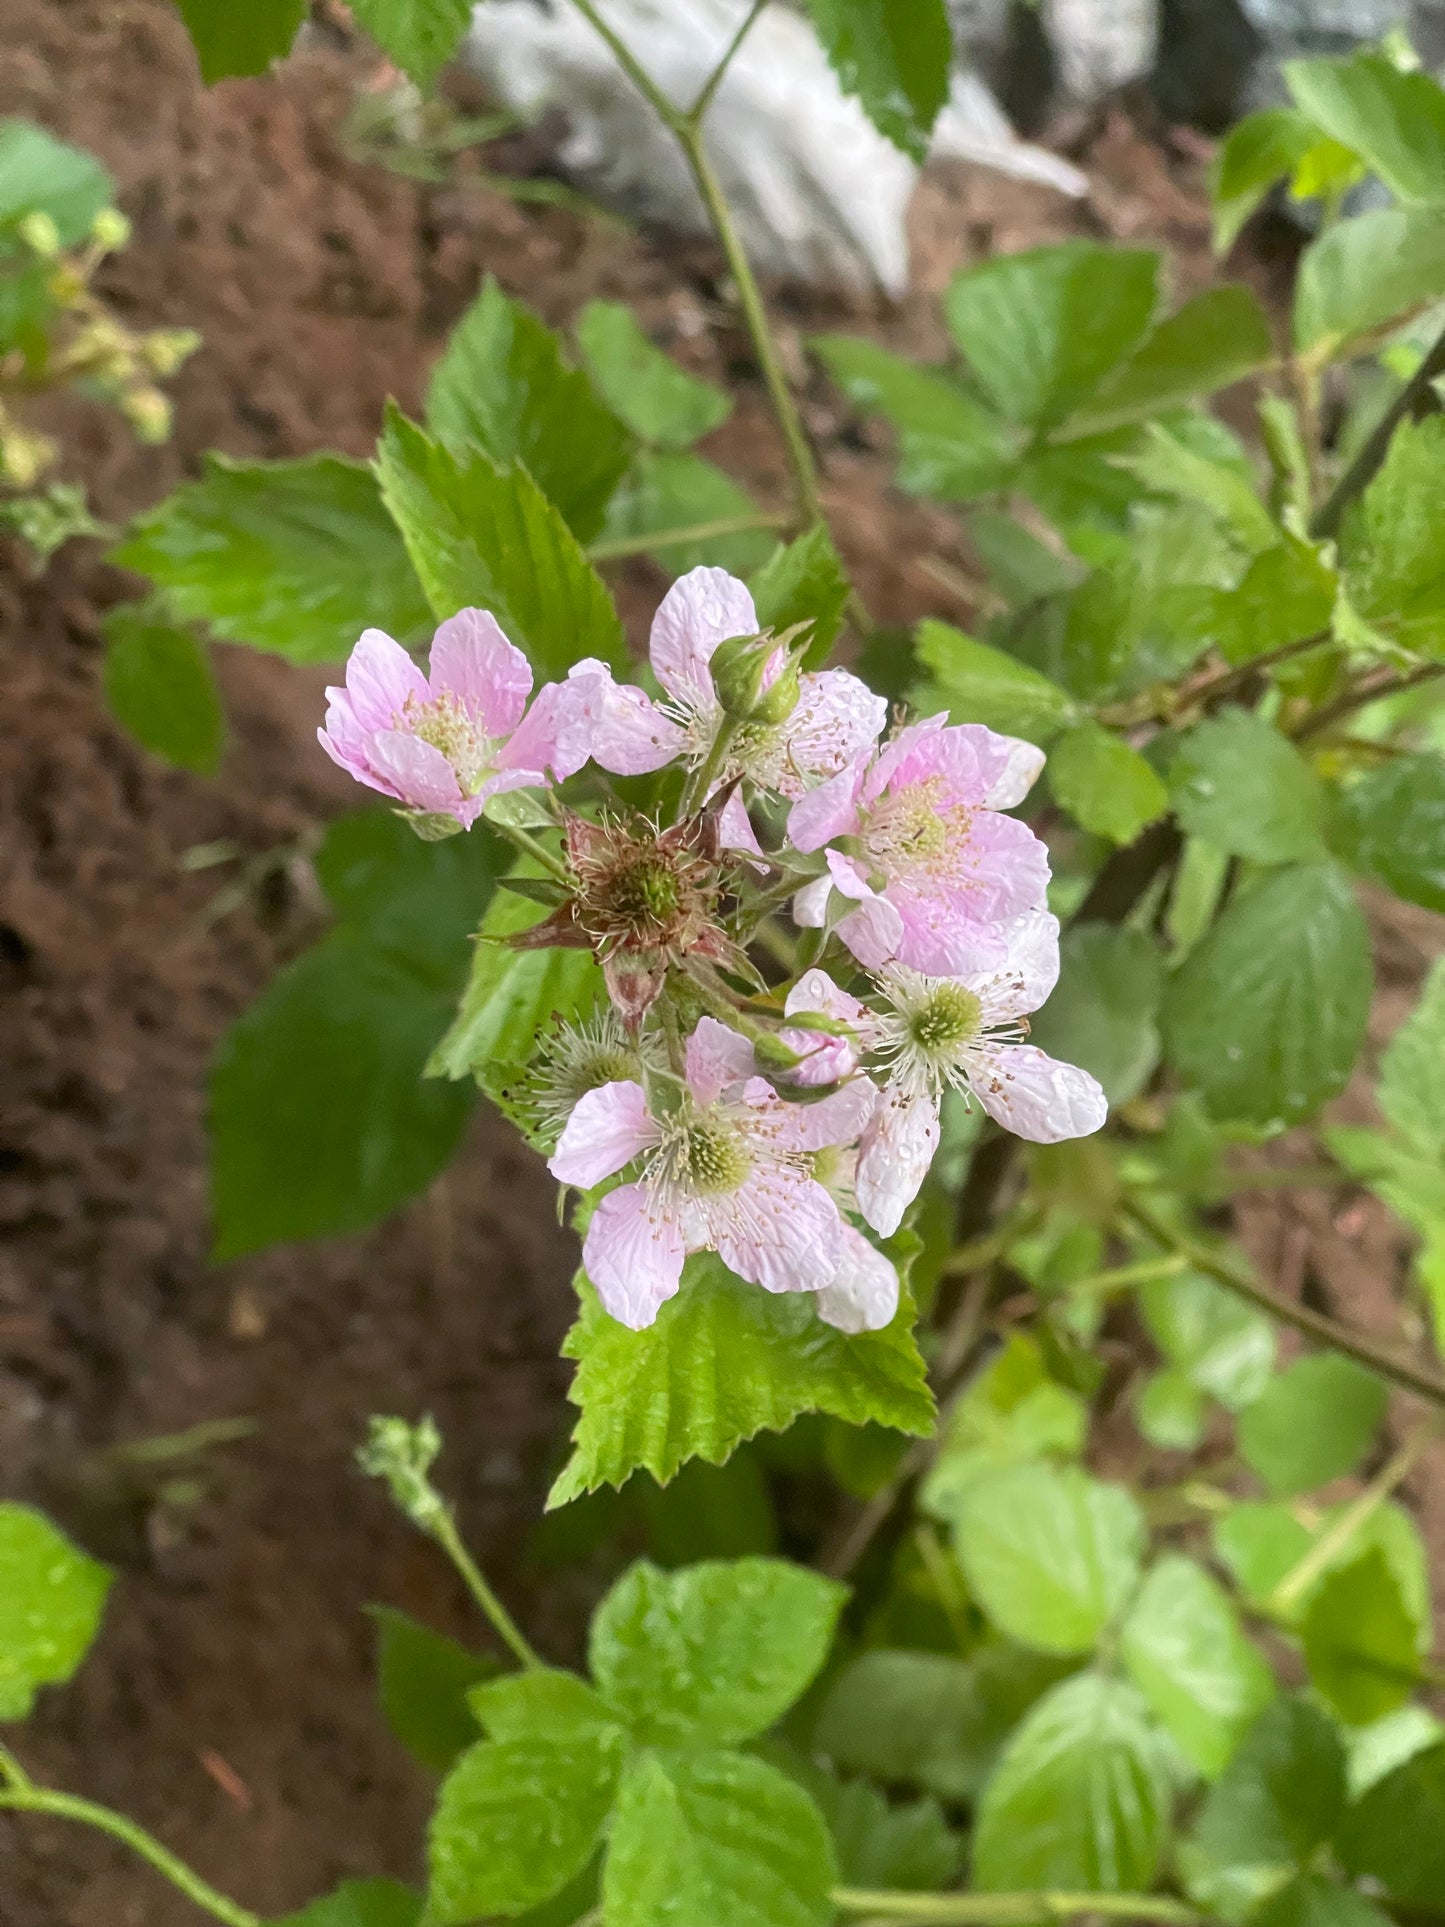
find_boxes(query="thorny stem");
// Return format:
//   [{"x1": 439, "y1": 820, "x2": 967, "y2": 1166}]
[
  {"x1": 567, "y1": 0, "x2": 826, "y2": 533},
  {"x1": 832, "y1": 1888, "x2": 1209, "y2": 1924},
  {"x1": 1124, "y1": 1197, "x2": 1445, "y2": 1413},
  {"x1": 1311, "y1": 318, "x2": 1445, "y2": 540},
  {"x1": 0, "y1": 1776, "x2": 260, "y2": 1927},
  {"x1": 429, "y1": 1507, "x2": 545, "y2": 1672}
]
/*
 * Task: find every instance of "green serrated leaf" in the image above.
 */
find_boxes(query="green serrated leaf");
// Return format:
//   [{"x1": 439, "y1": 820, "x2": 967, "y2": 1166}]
[
  {"x1": 1337, "y1": 1741, "x2": 1445, "y2": 1903},
  {"x1": 953, "y1": 1463, "x2": 1144, "y2": 1656},
  {"x1": 346, "y1": 0, "x2": 469, "y2": 88},
  {"x1": 272, "y1": 1879, "x2": 422, "y2": 1927},
  {"x1": 111, "y1": 454, "x2": 431, "y2": 665},
  {"x1": 1202, "y1": 536, "x2": 1337, "y2": 667},
  {"x1": 1302, "y1": 1546, "x2": 1418, "y2": 1726},
  {"x1": 1378, "y1": 958, "x2": 1445, "y2": 1152},
  {"x1": 367, "y1": 1607, "x2": 493, "y2": 1774},
  {"x1": 0, "y1": 1504, "x2": 112, "y2": 1721},
  {"x1": 1136, "y1": 1368, "x2": 1208, "y2": 1450},
  {"x1": 1163, "y1": 862, "x2": 1372, "y2": 1127},
  {"x1": 749, "y1": 526, "x2": 849, "y2": 669},
  {"x1": 171, "y1": 0, "x2": 305, "y2": 83},
  {"x1": 811, "y1": 334, "x2": 1016, "y2": 500},
  {"x1": 973, "y1": 1672, "x2": 1175, "y2": 1892},
  {"x1": 101, "y1": 604, "x2": 225, "y2": 776},
  {"x1": 1340, "y1": 416, "x2": 1445, "y2": 660},
  {"x1": 548, "y1": 1257, "x2": 933, "y2": 1506},
  {"x1": 427, "y1": 280, "x2": 632, "y2": 542},
  {"x1": 1252, "y1": 1873, "x2": 1393, "y2": 1927},
  {"x1": 1121, "y1": 1555, "x2": 1275, "y2": 1777},
  {"x1": 1049, "y1": 720, "x2": 1169, "y2": 844},
  {"x1": 1285, "y1": 53, "x2": 1445, "y2": 206},
  {"x1": 1140, "y1": 1268, "x2": 1275, "y2": 1411},
  {"x1": 1210, "y1": 108, "x2": 1316, "y2": 254},
  {"x1": 374, "y1": 404, "x2": 628, "y2": 675},
  {"x1": 1076, "y1": 284, "x2": 1275, "y2": 428},
  {"x1": 0, "y1": 119, "x2": 114, "y2": 244},
  {"x1": 1029, "y1": 924, "x2": 1163, "y2": 1109},
  {"x1": 1119, "y1": 421, "x2": 1278, "y2": 552},
  {"x1": 945, "y1": 243, "x2": 1159, "y2": 431},
  {"x1": 595, "y1": 448, "x2": 775, "y2": 576},
  {"x1": 1295, "y1": 206, "x2": 1445, "y2": 360},
  {"x1": 921, "y1": 1334, "x2": 1087, "y2": 1520},
  {"x1": 1237, "y1": 1353, "x2": 1386, "y2": 1499},
  {"x1": 1170, "y1": 712, "x2": 1329, "y2": 865},
  {"x1": 470, "y1": 1668, "x2": 621, "y2": 1744},
  {"x1": 800, "y1": 0, "x2": 951, "y2": 164},
  {"x1": 800, "y1": 1766, "x2": 962, "y2": 1891},
  {"x1": 603, "y1": 1747, "x2": 835, "y2": 1927},
  {"x1": 1333, "y1": 754, "x2": 1445, "y2": 914},
  {"x1": 910, "y1": 621, "x2": 1075, "y2": 741},
  {"x1": 576, "y1": 301, "x2": 731, "y2": 450}
]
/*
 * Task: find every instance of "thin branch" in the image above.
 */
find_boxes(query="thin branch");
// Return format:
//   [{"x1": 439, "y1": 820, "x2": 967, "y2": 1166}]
[
  {"x1": 1175, "y1": 629, "x2": 1332, "y2": 717},
  {"x1": 831, "y1": 1887, "x2": 1209, "y2": 1924},
  {"x1": 1292, "y1": 661, "x2": 1445, "y2": 743},
  {"x1": 688, "y1": 0, "x2": 770, "y2": 124},
  {"x1": 589, "y1": 509, "x2": 790, "y2": 562},
  {"x1": 1311, "y1": 319, "x2": 1445, "y2": 540},
  {"x1": 1124, "y1": 1198, "x2": 1445, "y2": 1412},
  {"x1": 429, "y1": 1508, "x2": 545, "y2": 1672}
]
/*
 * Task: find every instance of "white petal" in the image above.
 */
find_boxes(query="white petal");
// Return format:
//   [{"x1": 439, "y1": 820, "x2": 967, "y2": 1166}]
[
  {"x1": 548, "y1": 1081, "x2": 658, "y2": 1187},
  {"x1": 765, "y1": 1077, "x2": 877, "y2": 1152},
  {"x1": 714, "y1": 786, "x2": 765, "y2": 857},
  {"x1": 854, "y1": 1087, "x2": 940, "y2": 1239},
  {"x1": 784, "y1": 967, "x2": 865, "y2": 1025},
  {"x1": 649, "y1": 566, "x2": 758, "y2": 707},
  {"x1": 815, "y1": 1225, "x2": 900, "y2": 1334},
  {"x1": 969, "y1": 908, "x2": 1062, "y2": 1022},
  {"x1": 712, "y1": 1168, "x2": 842, "y2": 1295},
  {"x1": 583, "y1": 1182, "x2": 687, "y2": 1329},
  {"x1": 968, "y1": 1044, "x2": 1108, "y2": 1143},
  {"x1": 792, "y1": 874, "x2": 835, "y2": 928},
  {"x1": 685, "y1": 1017, "x2": 757, "y2": 1107},
  {"x1": 777, "y1": 671, "x2": 888, "y2": 788},
  {"x1": 983, "y1": 734, "x2": 1047, "y2": 809}
]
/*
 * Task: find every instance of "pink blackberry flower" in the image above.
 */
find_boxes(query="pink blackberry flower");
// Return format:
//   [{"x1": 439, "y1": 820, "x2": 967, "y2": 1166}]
[
  {"x1": 319, "y1": 610, "x2": 576, "y2": 831},
  {"x1": 548, "y1": 1016, "x2": 874, "y2": 1329},
  {"x1": 787, "y1": 713, "x2": 1051, "y2": 975}
]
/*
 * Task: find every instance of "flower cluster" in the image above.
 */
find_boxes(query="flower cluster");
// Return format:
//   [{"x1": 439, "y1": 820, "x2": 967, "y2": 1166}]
[{"x1": 321, "y1": 568, "x2": 1106, "y2": 1333}]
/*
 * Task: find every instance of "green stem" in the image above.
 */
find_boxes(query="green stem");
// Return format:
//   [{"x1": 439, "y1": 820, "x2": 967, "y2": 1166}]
[
  {"x1": 429, "y1": 1507, "x2": 544, "y2": 1672},
  {"x1": 1123, "y1": 1197, "x2": 1445, "y2": 1412},
  {"x1": 1069, "y1": 1252, "x2": 1189, "y2": 1298},
  {"x1": 567, "y1": 0, "x2": 826, "y2": 532},
  {"x1": 1292, "y1": 661, "x2": 1445, "y2": 743},
  {"x1": 688, "y1": 0, "x2": 770, "y2": 122},
  {"x1": 1311, "y1": 317, "x2": 1445, "y2": 540},
  {"x1": 0, "y1": 1781, "x2": 260, "y2": 1927},
  {"x1": 680, "y1": 716, "x2": 741, "y2": 816},
  {"x1": 490, "y1": 817, "x2": 570, "y2": 885},
  {"x1": 588, "y1": 508, "x2": 790, "y2": 562},
  {"x1": 831, "y1": 1888, "x2": 1208, "y2": 1924}
]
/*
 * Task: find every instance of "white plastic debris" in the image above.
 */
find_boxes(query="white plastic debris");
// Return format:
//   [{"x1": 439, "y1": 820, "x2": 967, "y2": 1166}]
[{"x1": 461, "y1": 0, "x2": 1086, "y2": 297}]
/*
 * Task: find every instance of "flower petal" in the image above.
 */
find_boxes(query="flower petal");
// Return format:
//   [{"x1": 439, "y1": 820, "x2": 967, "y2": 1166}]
[
  {"x1": 968, "y1": 1044, "x2": 1108, "y2": 1143},
  {"x1": 715, "y1": 786, "x2": 766, "y2": 858},
  {"x1": 781, "y1": 968, "x2": 868, "y2": 1086},
  {"x1": 855, "y1": 1087, "x2": 940, "y2": 1238},
  {"x1": 756, "y1": 670, "x2": 886, "y2": 795},
  {"x1": 816, "y1": 1224, "x2": 900, "y2": 1334},
  {"x1": 784, "y1": 968, "x2": 867, "y2": 1026},
  {"x1": 428, "y1": 608, "x2": 532, "y2": 735},
  {"x1": 863, "y1": 713, "x2": 947, "y2": 804},
  {"x1": 787, "y1": 757, "x2": 867, "y2": 853},
  {"x1": 969, "y1": 908, "x2": 1061, "y2": 1022},
  {"x1": 766, "y1": 1076, "x2": 877, "y2": 1151},
  {"x1": 583, "y1": 1181, "x2": 687, "y2": 1329},
  {"x1": 549, "y1": 1080, "x2": 658, "y2": 1187},
  {"x1": 345, "y1": 627, "x2": 429, "y2": 730},
  {"x1": 883, "y1": 719, "x2": 1027, "y2": 808},
  {"x1": 983, "y1": 734, "x2": 1047, "y2": 809},
  {"x1": 837, "y1": 893, "x2": 906, "y2": 971},
  {"x1": 792, "y1": 873, "x2": 834, "y2": 929},
  {"x1": 536, "y1": 661, "x2": 686, "y2": 778},
  {"x1": 649, "y1": 566, "x2": 758, "y2": 707},
  {"x1": 887, "y1": 884, "x2": 1010, "y2": 978},
  {"x1": 712, "y1": 1167, "x2": 842, "y2": 1295},
  {"x1": 370, "y1": 729, "x2": 466, "y2": 813},
  {"x1": 685, "y1": 1017, "x2": 757, "y2": 1108}
]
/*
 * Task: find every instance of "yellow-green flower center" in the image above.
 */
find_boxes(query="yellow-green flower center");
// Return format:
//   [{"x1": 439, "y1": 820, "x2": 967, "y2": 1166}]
[
  {"x1": 910, "y1": 983, "x2": 983, "y2": 1055},
  {"x1": 684, "y1": 1121, "x2": 752, "y2": 1195},
  {"x1": 866, "y1": 778, "x2": 950, "y2": 869},
  {"x1": 404, "y1": 692, "x2": 492, "y2": 790}
]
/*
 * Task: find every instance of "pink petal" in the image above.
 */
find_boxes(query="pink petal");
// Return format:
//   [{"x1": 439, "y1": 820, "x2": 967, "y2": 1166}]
[
  {"x1": 883, "y1": 720, "x2": 1021, "y2": 808},
  {"x1": 968, "y1": 1045, "x2": 1108, "y2": 1144},
  {"x1": 428, "y1": 609, "x2": 533, "y2": 735},
  {"x1": 764, "y1": 1076, "x2": 877, "y2": 1151},
  {"x1": 712, "y1": 1167, "x2": 842, "y2": 1295},
  {"x1": 318, "y1": 712, "x2": 399, "y2": 799},
  {"x1": 345, "y1": 627, "x2": 430, "y2": 731},
  {"x1": 649, "y1": 566, "x2": 758, "y2": 708},
  {"x1": 548, "y1": 1080, "x2": 658, "y2": 1187},
  {"x1": 474, "y1": 767, "x2": 548, "y2": 807},
  {"x1": 536, "y1": 661, "x2": 686, "y2": 779},
  {"x1": 583, "y1": 1182, "x2": 687, "y2": 1329},
  {"x1": 787, "y1": 758, "x2": 867, "y2": 853},
  {"x1": 863, "y1": 713, "x2": 947, "y2": 804},
  {"x1": 784, "y1": 968, "x2": 867, "y2": 1027},
  {"x1": 888, "y1": 886, "x2": 1010, "y2": 978},
  {"x1": 781, "y1": 968, "x2": 867, "y2": 1086},
  {"x1": 778, "y1": 672, "x2": 888, "y2": 789},
  {"x1": 370, "y1": 729, "x2": 465, "y2": 812},
  {"x1": 816, "y1": 1225, "x2": 900, "y2": 1334},
  {"x1": 983, "y1": 735, "x2": 1047, "y2": 809},
  {"x1": 715, "y1": 787, "x2": 765, "y2": 858},
  {"x1": 837, "y1": 893, "x2": 906, "y2": 971},
  {"x1": 855, "y1": 1087, "x2": 940, "y2": 1238},
  {"x1": 969, "y1": 908, "x2": 1061, "y2": 1022},
  {"x1": 953, "y1": 810, "x2": 1052, "y2": 923},
  {"x1": 685, "y1": 1018, "x2": 756, "y2": 1108}
]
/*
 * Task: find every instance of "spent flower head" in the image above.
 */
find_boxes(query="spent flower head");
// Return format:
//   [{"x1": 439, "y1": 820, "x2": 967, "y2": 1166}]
[{"x1": 356, "y1": 1414, "x2": 445, "y2": 1530}]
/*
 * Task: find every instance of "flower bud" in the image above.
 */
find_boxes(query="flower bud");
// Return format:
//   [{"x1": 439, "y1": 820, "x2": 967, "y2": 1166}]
[
  {"x1": 356, "y1": 1414, "x2": 445, "y2": 1528},
  {"x1": 749, "y1": 1029, "x2": 804, "y2": 1072},
  {"x1": 90, "y1": 207, "x2": 132, "y2": 252},
  {"x1": 122, "y1": 386, "x2": 173, "y2": 443},
  {"x1": 17, "y1": 210, "x2": 61, "y2": 258},
  {"x1": 710, "y1": 633, "x2": 800, "y2": 725},
  {"x1": 141, "y1": 327, "x2": 202, "y2": 377}
]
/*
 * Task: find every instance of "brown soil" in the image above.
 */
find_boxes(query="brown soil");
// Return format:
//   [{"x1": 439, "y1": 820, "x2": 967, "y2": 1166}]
[{"x1": 1, "y1": 5, "x2": 1438, "y2": 1923}]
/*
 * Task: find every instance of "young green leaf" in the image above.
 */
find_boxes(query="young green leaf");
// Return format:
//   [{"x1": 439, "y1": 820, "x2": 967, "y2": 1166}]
[
  {"x1": 0, "y1": 119, "x2": 115, "y2": 244},
  {"x1": 426, "y1": 280, "x2": 632, "y2": 542},
  {"x1": 1119, "y1": 421, "x2": 1278, "y2": 551},
  {"x1": 972, "y1": 1672, "x2": 1175, "y2": 1892},
  {"x1": 1028, "y1": 925, "x2": 1163, "y2": 1109},
  {"x1": 0, "y1": 1504, "x2": 111, "y2": 1720},
  {"x1": 171, "y1": 0, "x2": 305, "y2": 83},
  {"x1": 605, "y1": 1747, "x2": 835, "y2": 1927},
  {"x1": 596, "y1": 449, "x2": 776, "y2": 575},
  {"x1": 1048, "y1": 720, "x2": 1169, "y2": 844},
  {"x1": 910, "y1": 622, "x2": 1076, "y2": 741},
  {"x1": 1339, "y1": 416, "x2": 1445, "y2": 659},
  {"x1": 920, "y1": 1333, "x2": 1087, "y2": 1520},
  {"x1": 1075, "y1": 284, "x2": 1275, "y2": 428},
  {"x1": 800, "y1": 0, "x2": 952, "y2": 163},
  {"x1": 1135, "y1": 1369, "x2": 1208, "y2": 1450},
  {"x1": 111, "y1": 454, "x2": 432, "y2": 665},
  {"x1": 470, "y1": 1669, "x2": 623, "y2": 1745},
  {"x1": 367, "y1": 1607, "x2": 493, "y2": 1774},
  {"x1": 1333, "y1": 754, "x2": 1445, "y2": 914},
  {"x1": 1378, "y1": 959, "x2": 1445, "y2": 1153},
  {"x1": 952, "y1": 1463, "x2": 1144, "y2": 1655},
  {"x1": 1121, "y1": 1555, "x2": 1275, "y2": 1777},
  {"x1": 428, "y1": 1724, "x2": 626, "y2": 1923},
  {"x1": 1163, "y1": 862, "x2": 1372, "y2": 1127},
  {"x1": 1200, "y1": 536, "x2": 1337, "y2": 667},
  {"x1": 801, "y1": 1769, "x2": 962, "y2": 1891},
  {"x1": 749, "y1": 525, "x2": 850, "y2": 669},
  {"x1": 575, "y1": 301, "x2": 731, "y2": 450},
  {"x1": 1140, "y1": 1268, "x2": 1275, "y2": 1411},
  {"x1": 1294, "y1": 206, "x2": 1445, "y2": 360},
  {"x1": 944, "y1": 243, "x2": 1159, "y2": 430},
  {"x1": 374, "y1": 405, "x2": 629, "y2": 675},
  {"x1": 1252, "y1": 1873, "x2": 1393, "y2": 1927},
  {"x1": 1237, "y1": 1353, "x2": 1386, "y2": 1499},
  {"x1": 1285, "y1": 53, "x2": 1445, "y2": 206},
  {"x1": 810, "y1": 335, "x2": 1016, "y2": 500},
  {"x1": 1337, "y1": 1741, "x2": 1445, "y2": 1905},
  {"x1": 346, "y1": 0, "x2": 470, "y2": 89},
  {"x1": 1210, "y1": 107, "x2": 1316, "y2": 253},
  {"x1": 101, "y1": 605, "x2": 225, "y2": 776},
  {"x1": 274, "y1": 1880, "x2": 422, "y2": 1927},
  {"x1": 811, "y1": 1644, "x2": 1069, "y2": 1803},
  {"x1": 1214, "y1": 1502, "x2": 1316, "y2": 1610},
  {"x1": 548, "y1": 1259, "x2": 933, "y2": 1506},
  {"x1": 1170, "y1": 712, "x2": 1329, "y2": 865},
  {"x1": 1301, "y1": 1547, "x2": 1418, "y2": 1726}
]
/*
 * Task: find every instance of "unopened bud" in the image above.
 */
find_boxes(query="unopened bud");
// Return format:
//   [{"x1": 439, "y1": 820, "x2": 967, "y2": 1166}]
[
  {"x1": 17, "y1": 210, "x2": 61, "y2": 258},
  {"x1": 711, "y1": 632, "x2": 800, "y2": 725},
  {"x1": 141, "y1": 327, "x2": 201, "y2": 377},
  {"x1": 46, "y1": 263, "x2": 85, "y2": 304},
  {"x1": 0, "y1": 424, "x2": 57, "y2": 490},
  {"x1": 90, "y1": 207, "x2": 132, "y2": 252},
  {"x1": 122, "y1": 387, "x2": 172, "y2": 443},
  {"x1": 750, "y1": 1029, "x2": 804, "y2": 1071},
  {"x1": 356, "y1": 1414, "x2": 445, "y2": 1528}
]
